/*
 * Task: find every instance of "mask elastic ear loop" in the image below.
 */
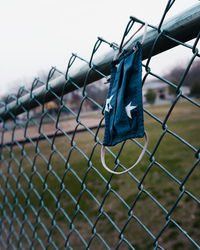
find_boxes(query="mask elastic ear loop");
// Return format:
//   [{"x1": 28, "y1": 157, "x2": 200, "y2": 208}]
[
  {"x1": 114, "y1": 22, "x2": 145, "y2": 61},
  {"x1": 101, "y1": 131, "x2": 148, "y2": 175}
]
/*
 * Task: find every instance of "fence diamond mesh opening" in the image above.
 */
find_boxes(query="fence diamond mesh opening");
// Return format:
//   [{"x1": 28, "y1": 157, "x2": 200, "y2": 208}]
[{"x1": 0, "y1": 1, "x2": 200, "y2": 249}]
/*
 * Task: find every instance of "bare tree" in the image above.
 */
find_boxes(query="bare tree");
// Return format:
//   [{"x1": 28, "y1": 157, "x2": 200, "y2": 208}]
[{"x1": 165, "y1": 60, "x2": 200, "y2": 88}]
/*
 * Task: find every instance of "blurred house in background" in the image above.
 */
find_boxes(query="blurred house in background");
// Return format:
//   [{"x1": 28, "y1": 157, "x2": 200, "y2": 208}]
[{"x1": 143, "y1": 81, "x2": 190, "y2": 105}]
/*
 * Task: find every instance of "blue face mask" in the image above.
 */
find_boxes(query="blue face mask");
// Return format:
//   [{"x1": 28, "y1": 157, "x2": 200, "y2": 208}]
[
  {"x1": 103, "y1": 41, "x2": 144, "y2": 146},
  {"x1": 101, "y1": 22, "x2": 149, "y2": 175}
]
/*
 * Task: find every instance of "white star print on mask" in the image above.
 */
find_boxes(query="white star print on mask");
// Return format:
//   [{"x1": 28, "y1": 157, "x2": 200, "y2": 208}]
[
  {"x1": 105, "y1": 95, "x2": 114, "y2": 112},
  {"x1": 125, "y1": 102, "x2": 137, "y2": 119}
]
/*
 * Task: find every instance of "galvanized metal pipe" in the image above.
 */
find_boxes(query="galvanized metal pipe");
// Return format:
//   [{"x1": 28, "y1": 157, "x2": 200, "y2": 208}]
[{"x1": 0, "y1": 3, "x2": 200, "y2": 121}]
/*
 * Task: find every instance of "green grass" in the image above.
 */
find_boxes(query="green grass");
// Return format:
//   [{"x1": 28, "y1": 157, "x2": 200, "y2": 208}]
[{"x1": 0, "y1": 101, "x2": 200, "y2": 249}]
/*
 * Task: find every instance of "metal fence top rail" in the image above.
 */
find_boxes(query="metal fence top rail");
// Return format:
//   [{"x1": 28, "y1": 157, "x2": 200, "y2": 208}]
[{"x1": 0, "y1": 3, "x2": 200, "y2": 121}]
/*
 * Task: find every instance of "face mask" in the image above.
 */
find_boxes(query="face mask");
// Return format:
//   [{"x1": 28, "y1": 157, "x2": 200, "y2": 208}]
[
  {"x1": 101, "y1": 23, "x2": 148, "y2": 175},
  {"x1": 103, "y1": 41, "x2": 144, "y2": 146}
]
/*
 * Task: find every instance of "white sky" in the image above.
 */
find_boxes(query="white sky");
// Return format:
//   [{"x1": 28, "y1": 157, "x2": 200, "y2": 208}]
[{"x1": 0, "y1": 0, "x2": 199, "y2": 97}]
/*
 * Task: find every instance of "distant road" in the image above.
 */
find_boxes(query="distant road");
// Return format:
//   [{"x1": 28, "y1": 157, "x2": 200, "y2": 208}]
[{"x1": 1, "y1": 116, "x2": 104, "y2": 145}]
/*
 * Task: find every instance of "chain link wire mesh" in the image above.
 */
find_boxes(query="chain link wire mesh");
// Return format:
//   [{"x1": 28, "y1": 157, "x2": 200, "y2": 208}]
[{"x1": 0, "y1": 1, "x2": 200, "y2": 249}]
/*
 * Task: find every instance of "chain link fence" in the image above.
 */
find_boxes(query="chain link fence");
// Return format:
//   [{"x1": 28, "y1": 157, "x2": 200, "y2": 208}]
[{"x1": 0, "y1": 1, "x2": 200, "y2": 249}]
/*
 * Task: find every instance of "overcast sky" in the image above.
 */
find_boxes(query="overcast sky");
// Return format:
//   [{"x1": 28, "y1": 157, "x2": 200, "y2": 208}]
[{"x1": 0, "y1": 0, "x2": 199, "y2": 97}]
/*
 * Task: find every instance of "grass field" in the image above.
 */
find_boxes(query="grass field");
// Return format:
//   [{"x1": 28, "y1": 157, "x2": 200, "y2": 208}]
[{"x1": 0, "y1": 100, "x2": 200, "y2": 249}]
